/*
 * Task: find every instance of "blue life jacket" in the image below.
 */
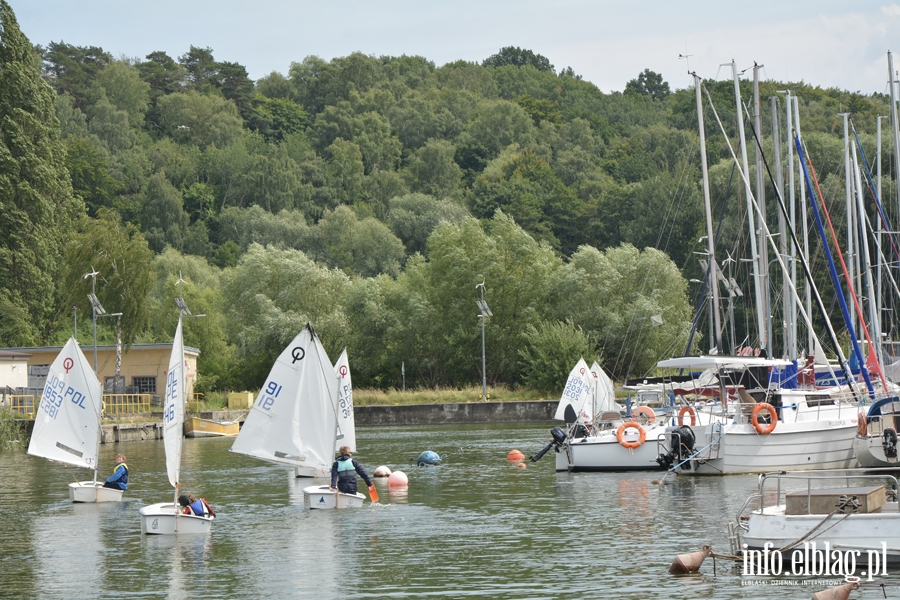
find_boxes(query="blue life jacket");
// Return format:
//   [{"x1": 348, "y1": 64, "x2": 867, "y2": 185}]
[
  {"x1": 106, "y1": 463, "x2": 128, "y2": 490},
  {"x1": 187, "y1": 499, "x2": 205, "y2": 516}
]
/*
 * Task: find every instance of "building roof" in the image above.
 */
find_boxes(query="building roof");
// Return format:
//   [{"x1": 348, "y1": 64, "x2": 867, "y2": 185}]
[
  {"x1": 0, "y1": 349, "x2": 32, "y2": 360},
  {"x1": 0, "y1": 343, "x2": 200, "y2": 356}
]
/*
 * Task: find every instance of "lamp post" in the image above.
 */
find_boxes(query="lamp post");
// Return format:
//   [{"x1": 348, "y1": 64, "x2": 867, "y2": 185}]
[
  {"x1": 84, "y1": 269, "x2": 122, "y2": 379},
  {"x1": 475, "y1": 280, "x2": 492, "y2": 402}
]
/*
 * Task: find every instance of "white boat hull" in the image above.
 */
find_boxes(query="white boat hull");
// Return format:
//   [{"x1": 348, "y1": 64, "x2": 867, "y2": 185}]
[
  {"x1": 558, "y1": 425, "x2": 668, "y2": 471},
  {"x1": 68, "y1": 481, "x2": 124, "y2": 503},
  {"x1": 139, "y1": 502, "x2": 214, "y2": 535},
  {"x1": 854, "y1": 435, "x2": 900, "y2": 468},
  {"x1": 744, "y1": 504, "x2": 900, "y2": 565},
  {"x1": 683, "y1": 418, "x2": 858, "y2": 475},
  {"x1": 303, "y1": 485, "x2": 365, "y2": 509}
]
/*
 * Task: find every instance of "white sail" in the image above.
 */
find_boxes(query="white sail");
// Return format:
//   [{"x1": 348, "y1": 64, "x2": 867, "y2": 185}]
[
  {"x1": 553, "y1": 358, "x2": 593, "y2": 423},
  {"x1": 591, "y1": 361, "x2": 617, "y2": 414},
  {"x1": 163, "y1": 316, "x2": 185, "y2": 488},
  {"x1": 333, "y1": 348, "x2": 356, "y2": 453},
  {"x1": 231, "y1": 323, "x2": 337, "y2": 473},
  {"x1": 27, "y1": 337, "x2": 102, "y2": 470}
]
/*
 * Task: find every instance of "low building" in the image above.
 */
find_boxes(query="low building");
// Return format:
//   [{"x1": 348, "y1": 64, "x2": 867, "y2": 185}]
[{"x1": 0, "y1": 343, "x2": 200, "y2": 409}]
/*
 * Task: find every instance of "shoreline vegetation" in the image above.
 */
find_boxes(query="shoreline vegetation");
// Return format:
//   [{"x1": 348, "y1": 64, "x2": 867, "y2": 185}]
[{"x1": 0, "y1": 386, "x2": 552, "y2": 448}]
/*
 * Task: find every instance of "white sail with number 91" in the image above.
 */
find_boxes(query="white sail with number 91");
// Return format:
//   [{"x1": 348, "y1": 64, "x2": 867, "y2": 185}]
[{"x1": 230, "y1": 323, "x2": 338, "y2": 477}]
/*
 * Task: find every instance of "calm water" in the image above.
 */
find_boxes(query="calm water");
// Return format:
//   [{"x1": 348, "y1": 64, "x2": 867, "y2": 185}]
[{"x1": 1, "y1": 423, "x2": 898, "y2": 599}]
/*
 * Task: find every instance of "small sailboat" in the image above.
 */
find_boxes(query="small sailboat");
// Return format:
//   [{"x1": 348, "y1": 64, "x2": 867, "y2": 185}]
[
  {"x1": 139, "y1": 315, "x2": 214, "y2": 534},
  {"x1": 231, "y1": 324, "x2": 367, "y2": 508},
  {"x1": 27, "y1": 337, "x2": 121, "y2": 502}
]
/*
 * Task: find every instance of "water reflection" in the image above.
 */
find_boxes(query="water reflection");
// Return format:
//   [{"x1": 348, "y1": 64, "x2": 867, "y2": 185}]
[{"x1": 4, "y1": 424, "x2": 900, "y2": 598}]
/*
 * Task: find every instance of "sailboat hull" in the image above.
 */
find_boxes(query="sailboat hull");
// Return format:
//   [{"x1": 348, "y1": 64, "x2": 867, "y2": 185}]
[
  {"x1": 303, "y1": 485, "x2": 365, "y2": 509},
  {"x1": 139, "y1": 502, "x2": 214, "y2": 535},
  {"x1": 558, "y1": 425, "x2": 668, "y2": 471},
  {"x1": 68, "y1": 481, "x2": 124, "y2": 503}
]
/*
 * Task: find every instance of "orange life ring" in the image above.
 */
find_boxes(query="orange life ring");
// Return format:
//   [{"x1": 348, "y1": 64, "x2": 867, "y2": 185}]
[
  {"x1": 751, "y1": 403, "x2": 778, "y2": 435},
  {"x1": 678, "y1": 406, "x2": 698, "y2": 427},
  {"x1": 616, "y1": 421, "x2": 647, "y2": 449},
  {"x1": 857, "y1": 412, "x2": 868, "y2": 437},
  {"x1": 634, "y1": 406, "x2": 656, "y2": 424}
]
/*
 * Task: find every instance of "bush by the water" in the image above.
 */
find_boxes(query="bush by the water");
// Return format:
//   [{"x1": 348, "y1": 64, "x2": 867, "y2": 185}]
[{"x1": 0, "y1": 410, "x2": 27, "y2": 450}]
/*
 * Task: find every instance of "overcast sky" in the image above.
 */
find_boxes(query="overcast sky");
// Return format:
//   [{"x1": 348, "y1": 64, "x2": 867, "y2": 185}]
[{"x1": 11, "y1": 1, "x2": 900, "y2": 95}]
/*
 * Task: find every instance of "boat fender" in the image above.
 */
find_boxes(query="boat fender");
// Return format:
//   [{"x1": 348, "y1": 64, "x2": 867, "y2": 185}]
[
  {"x1": 677, "y1": 406, "x2": 697, "y2": 427},
  {"x1": 668, "y1": 544, "x2": 712, "y2": 574},
  {"x1": 883, "y1": 427, "x2": 898, "y2": 459},
  {"x1": 811, "y1": 576, "x2": 860, "y2": 600},
  {"x1": 857, "y1": 412, "x2": 867, "y2": 437},
  {"x1": 751, "y1": 403, "x2": 777, "y2": 435},
  {"x1": 616, "y1": 422, "x2": 646, "y2": 449},
  {"x1": 635, "y1": 406, "x2": 656, "y2": 424}
]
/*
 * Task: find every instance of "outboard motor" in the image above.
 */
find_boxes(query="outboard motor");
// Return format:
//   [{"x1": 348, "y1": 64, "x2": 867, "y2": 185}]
[
  {"x1": 530, "y1": 427, "x2": 567, "y2": 462},
  {"x1": 656, "y1": 425, "x2": 696, "y2": 470},
  {"x1": 883, "y1": 427, "x2": 898, "y2": 459}
]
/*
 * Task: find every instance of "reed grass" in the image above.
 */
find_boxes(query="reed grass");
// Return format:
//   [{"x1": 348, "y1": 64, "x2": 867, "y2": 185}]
[{"x1": 0, "y1": 410, "x2": 28, "y2": 450}]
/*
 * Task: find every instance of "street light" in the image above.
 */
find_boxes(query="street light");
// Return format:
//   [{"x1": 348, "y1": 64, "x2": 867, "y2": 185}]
[
  {"x1": 475, "y1": 280, "x2": 492, "y2": 402},
  {"x1": 84, "y1": 269, "x2": 122, "y2": 377}
]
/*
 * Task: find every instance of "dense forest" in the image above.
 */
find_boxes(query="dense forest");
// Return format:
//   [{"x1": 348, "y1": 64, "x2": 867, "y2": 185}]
[{"x1": 1, "y1": 0, "x2": 895, "y2": 392}]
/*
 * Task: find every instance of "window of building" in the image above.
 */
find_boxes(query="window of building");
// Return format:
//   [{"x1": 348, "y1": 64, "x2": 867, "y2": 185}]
[{"x1": 133, "y1": 376, "x2": 157, "y2": 394}]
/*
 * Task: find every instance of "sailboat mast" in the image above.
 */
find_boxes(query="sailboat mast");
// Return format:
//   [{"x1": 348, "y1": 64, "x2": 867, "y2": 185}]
[
  {"x1": 793, "y1": 96, "x2": 814, "y2": 355},
  {"x1": 694, "y1": 73, "x2": 724, "y2": 354},
  {"x1": 889, "y1": 52, "x2": 900, "y2": 223},
  {"x1": 732, "y1": 61, "x2": 765, "y2": 351},
  {"x1": 781, "y1": 89, "x2": 799, "y2": 360},
  {"x1": 853, "y1": 145, "x2": 884, "y2": 371},
  {"x1": 877, "y1": 114, "x2": 885, "y2": 329},
  {"x1": 753, "y1": 64, "x2": 772, "y2": 353},
  {"x1": 841, "y1": 113, "x2": 858, "y2": 336},
  {"x1": 771, "y1": 96, "x2": 790, "y2": 359}
]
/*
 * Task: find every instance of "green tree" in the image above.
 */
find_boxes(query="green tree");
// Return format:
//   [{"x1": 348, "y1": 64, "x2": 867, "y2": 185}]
[
  {"x1": 0, "y1": 1, "x2": 84, "y2": 344},
  {"x1": 40, "y1": 41, "x2": 112, "y2": 108},
  {"x1": 91, "y1": 60, "x2": 151, "y2": 127},
  {"x1": 483, "y1": 47, "x2": 554, "y2": 72},
  {"x1": 66, "y1": 136, "x2": 123, "y2": 216},
  {"x1": 137, "y1": 173, "x2": 190, "y2": 252},
  {"x1": 179, "y1": 46, "x2": 218, "y2": 90},
  {"x1": 387, "y1": 192, "x2": 470, "y2": 255},
  {"x1": 625, "y1": 68, "x2": 671, "y2": 100},
  {"x1": 405, "y1": 138, "x2": 463, "y2": 197},
  {"x1": 306, "y1": 205, "x2": 405, "y2": 277},
  {"x1": 156, "y1": 91, "x2": 244, "y2": 148},
  {"x1": 56, "y1": 209, "x2": 154, "y2": 346},
  {"x1": 519, "y1": 320, "x2": 596, "y2": 392}
]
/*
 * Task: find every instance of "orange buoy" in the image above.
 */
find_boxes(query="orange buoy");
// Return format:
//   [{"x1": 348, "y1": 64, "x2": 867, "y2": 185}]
[
  {"x1": 387, "y1": 471, "x2": 408, "y2": 488},
  {"x1": 678, "y1": 406, "x2": 698, "y2": 427},
  {"x1": 811, "y1": 576, "x2": 860, "y2": 600},
  {"x1": 616, "y1": 422, "x2": 646, "y2": 449},
  {"x1": 669, "y1": 544, "x2": 712, "y2": 574},
  {"x1": 635, "y1": 406, "x2": 656, "y2": 424},
  {"x1": 507, "y1": 449, "x2": 525, "y2": 462},
  {"x1": 751, "y1": 403, "x2": 778, "y2": 434},
  {"x1": 515, "y1": 462, "x2": 527, "y2": 469}
]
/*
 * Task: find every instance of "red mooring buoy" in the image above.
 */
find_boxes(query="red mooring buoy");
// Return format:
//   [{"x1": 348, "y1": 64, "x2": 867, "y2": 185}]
[{"x1": 668, "y1": 544, "x2": 712, "y2": 574}]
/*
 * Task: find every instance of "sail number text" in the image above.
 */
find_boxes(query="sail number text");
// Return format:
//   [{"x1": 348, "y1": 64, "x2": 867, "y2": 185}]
[
  {"x1": 260, "y1": 381, "x2": 282, "y2": 411},
  {"x1": 562, "y1": 378, "x2": 588, "y2": 401},
  {"x1": 164, "y1": 369, "x2": 178, "y2": 424},
  {"x1": 41, "y1": 374, "x2": 86, "y2": 419}
]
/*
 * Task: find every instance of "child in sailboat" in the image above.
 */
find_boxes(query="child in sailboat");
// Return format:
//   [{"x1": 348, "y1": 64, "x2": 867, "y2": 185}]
[
  {"x1": 102, "y1": 454, "x2": 128, "y2": 490},
  {"x1": 330, "y1": 446, "x2": 373, "y2": 494},
  {"x1": 178, "y1": 493, "x2": 215, "y2": 517}
]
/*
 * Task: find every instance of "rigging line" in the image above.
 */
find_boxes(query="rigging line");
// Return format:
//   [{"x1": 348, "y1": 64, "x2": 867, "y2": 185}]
[
  {"x1": 855, "y1": 181, "x2": 900, "y2": 310},
  {"x1": 703, "y1": 84, "x2": 859, "y2": 398},
  {"x1": 796, "y1": 136, "x2": 879, "y2": 397},
  {"x1": 614, "y1": 144, "x2": 701, "y2": 377},
  {"x1": 798, "y1": 136, "x2": 887, "y2": 392},
  {"x1": 684, "y1": 161, "x2": 737, "y2": 356},
  {"x1": 850, "y1": 120, "x2": 900, "y2": 267}
]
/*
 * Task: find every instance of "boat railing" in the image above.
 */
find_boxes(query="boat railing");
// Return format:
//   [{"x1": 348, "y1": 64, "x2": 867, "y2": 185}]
[
  {"x1": 10, "y1": 395, "x2": 36, "y2": 418},
  {"x1": 755, "y1": 469, "x2": 900, "y2": 516},
  {"x1": 735, "y1": 493, "x2": 762, "y2": 531}
]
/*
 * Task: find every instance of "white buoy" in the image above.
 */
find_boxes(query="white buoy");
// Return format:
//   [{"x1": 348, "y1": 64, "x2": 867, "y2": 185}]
[{"x1": 373, "y1": 465, "x2": 392, "y2": 477}]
